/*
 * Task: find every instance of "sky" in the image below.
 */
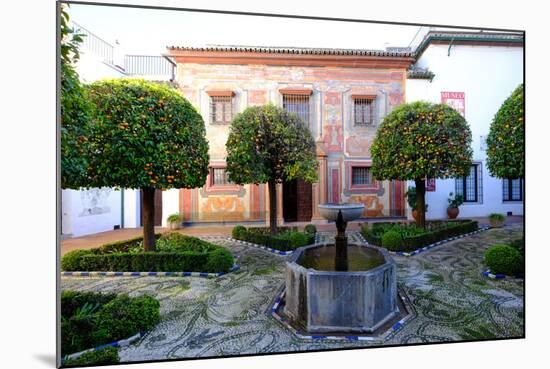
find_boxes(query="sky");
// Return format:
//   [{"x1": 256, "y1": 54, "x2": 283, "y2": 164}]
[{"x1": 68, "y1": 3, "x2": 432, "y2": 56}]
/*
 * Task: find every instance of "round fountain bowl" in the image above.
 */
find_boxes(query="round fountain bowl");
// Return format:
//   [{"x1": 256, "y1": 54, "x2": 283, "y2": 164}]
[
  {"x1": 284, "y1": 243, "x2": 398, "y2": 333},
  {"x1": 318, "y1": 203, "x2": 365, "y2": 222}
]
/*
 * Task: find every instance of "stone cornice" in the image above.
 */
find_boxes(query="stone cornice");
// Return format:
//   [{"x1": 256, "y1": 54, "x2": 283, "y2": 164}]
[{"x1": 167, "y1": 49, "x2": 414, "y2": 69}]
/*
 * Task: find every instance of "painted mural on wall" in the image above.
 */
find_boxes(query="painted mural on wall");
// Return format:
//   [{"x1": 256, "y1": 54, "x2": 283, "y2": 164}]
[
  {"x1": 346, "y1": 135, "x2": 371, "y2": 157},
  {"x1": 248, "y1": 90, "x2": 267, "y2": 106},
  {"x1": 200, "y1": 196, "x2": 246, "y2": 221},
  {"x1": 78, "y1": 188, "x2": 112, "y2": 217},
  {"x1": 321, "y1": 92, "x2": 344, "y2": 153},
  {"x1": 349, "y1": 194, "x2": 385, "y2": 217}
]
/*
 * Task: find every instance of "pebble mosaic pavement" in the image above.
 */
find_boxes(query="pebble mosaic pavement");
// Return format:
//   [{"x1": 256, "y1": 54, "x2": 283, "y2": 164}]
[{"x1": 61, "y1": 224, "x2": 524, "y2": 362}]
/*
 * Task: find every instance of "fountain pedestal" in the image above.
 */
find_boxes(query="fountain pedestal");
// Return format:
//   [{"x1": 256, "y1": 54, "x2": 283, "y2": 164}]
[
  {"x1": 284, "y1": 203, "x2": 399, "y2": 333},
  {"x1": 334, "y1": 210, "x2": 348, "y2": 271}
]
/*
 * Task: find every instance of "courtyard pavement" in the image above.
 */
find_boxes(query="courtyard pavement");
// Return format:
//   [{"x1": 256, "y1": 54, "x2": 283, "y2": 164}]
[{"x1": 60, "y1": 223, "x2": 524, "y2": 362}]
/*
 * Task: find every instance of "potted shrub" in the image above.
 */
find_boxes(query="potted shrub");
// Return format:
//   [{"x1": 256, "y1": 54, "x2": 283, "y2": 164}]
[
  {"x1": 488, "y1": 213, "x2": 505, "y2": 228},
  {"x1": 405, "y1": 186, "x2": 428, "y2": 221},
  {"x1": 166, "y1": 213, "x2": 182, "y2": 230},
  {"x1": 446, "y1": 192, "x2": 464, "y2": 219}
]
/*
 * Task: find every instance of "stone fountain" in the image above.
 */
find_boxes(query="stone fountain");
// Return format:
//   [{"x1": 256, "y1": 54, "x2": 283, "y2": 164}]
[{"x1": 284, "y1": 203, "x2": 398, "y2": 333}]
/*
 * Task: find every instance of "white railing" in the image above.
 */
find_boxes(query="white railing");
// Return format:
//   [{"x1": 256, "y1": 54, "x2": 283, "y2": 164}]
[
  {"x1": 124, "y1": 55, "x2": 175, "y2": 78},
  {"x1": 72, "y1": 22, "x2": 114, "y2": 65}
]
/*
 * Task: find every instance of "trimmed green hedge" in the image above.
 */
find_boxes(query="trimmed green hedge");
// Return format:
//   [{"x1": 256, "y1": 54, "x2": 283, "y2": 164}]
[
  {"x1": 61, "y1": 291, "x2": 160, "y2": 356},
  {"x1": 232, "y1": 225, "x2": 315, "y2": 251},
  {"x1": 382, "y1": 231, "x2": 402, "y2": 251},
  {"x1": 232, "y1": 225, "x2": 247, "y2": 239},
  {"x1": 61, "y1": 290, "x2": 117, "y2": 318},
  {"x1": 361, "y1": 220, "x2": 479, "y2": 252},
  {"x1": 64, "y1": 346, "x2": 119, "y2": 367},
  {"x1": 100, "y1": 234, "x2": 162, "y2": 254},
  {"x1": 304, "y1": 224, "x2": 317, "y2": 235},
  {"x1": 61, "y1": 233, "x2": 234, "y2": 273},
  {"x1": 485, "y1": 244, "x2": 523, "y2": 275},
  {"x1": 92, "y1": 295, "x2": 160, "y2": 344}
]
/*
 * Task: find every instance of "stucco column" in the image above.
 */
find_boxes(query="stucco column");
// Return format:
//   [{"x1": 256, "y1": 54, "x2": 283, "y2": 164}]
[{"x1": 312, "y1": 142, "x2": 328, "y2": 221}]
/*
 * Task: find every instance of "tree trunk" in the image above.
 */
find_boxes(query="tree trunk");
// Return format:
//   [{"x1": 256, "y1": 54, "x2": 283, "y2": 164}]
[
  {"x1": 268, "y1": 179, "x2": 277, "y2": 235},
  {"x1": 414, "y1": 178, "x2": 426, "y2": 229},
  {"x1": 142, "y1": 187, "x2": 156, "y2": 251}
]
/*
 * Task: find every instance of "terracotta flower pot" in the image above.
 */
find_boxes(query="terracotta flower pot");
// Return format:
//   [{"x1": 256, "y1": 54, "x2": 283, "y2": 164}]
[
  {"x1": 412, "y1": 209, "x2": 418, "y2": 221},
  {"x1": 168, "y1": 222, "x2": 181, "y2": 230},
  {"x1": 447, "y1": 207, "x2": 459, "y2": 219}
]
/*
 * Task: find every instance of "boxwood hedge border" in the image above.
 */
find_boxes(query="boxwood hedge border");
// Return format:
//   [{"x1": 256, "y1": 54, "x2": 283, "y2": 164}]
[
  {"x1": 229, "y1": 226, "x2": 317, "y2": 255},
  {"x1": 227, "y1": 237, "x2": 295, "y2": 256},
  {"x1": 61, "y1": 265, "x2": 240, "y2": 278},
  {"x1": 359, "y1": 221, "x2": 490, "y2": 257},
  {"x1": 61, "y1": 234, "x2": 237, "y2": 275},
  {"x1": 63, "y1": 332, "x2": 143, "y2": 364}
]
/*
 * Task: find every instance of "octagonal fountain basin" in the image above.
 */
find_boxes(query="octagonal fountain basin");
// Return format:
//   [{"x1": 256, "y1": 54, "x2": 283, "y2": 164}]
[
  {"x1": 318, "y1": 203, "x2": 365, "y2": 222},
  {"x1": 284, "y1": 243, "x2": 398, "y2": 333}
]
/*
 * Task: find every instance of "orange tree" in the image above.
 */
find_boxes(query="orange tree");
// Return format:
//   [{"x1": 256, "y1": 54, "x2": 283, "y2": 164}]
[
  {"x1": 370, "y1": 101, "x2": 473, "y2": 228},
  {"x1": 486, "y1": 84, "x2": 524, "y2": 179},
  {"x1": 81, "y1": 79, "x2": 209, "y2": 251},
  {"x1": 60, "y1": 4, "x2": 93, "y2": 188},
  {"x1": 225, "y1": 104, "x2": 318, "y2": 234}
]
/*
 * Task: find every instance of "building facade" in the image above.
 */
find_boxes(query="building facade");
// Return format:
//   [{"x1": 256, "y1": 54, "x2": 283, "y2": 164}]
[
  {"x1": 406, "y1": 31, "x2": 524, "y2": 219},
  {"x1": 62, "y1": 27, "x2": 525, "y2": 237},
  {"x1": 163, "y1": 46, "x2": 415, "y2": 224}
]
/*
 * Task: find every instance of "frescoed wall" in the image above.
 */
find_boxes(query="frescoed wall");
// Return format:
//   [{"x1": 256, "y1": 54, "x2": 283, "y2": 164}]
[{"x1": 169, "y1": 47, "x2": 412, "y2": 222}]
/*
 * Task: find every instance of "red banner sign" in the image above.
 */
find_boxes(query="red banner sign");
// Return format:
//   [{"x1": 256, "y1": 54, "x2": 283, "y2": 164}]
[
  {"x1": 426, "y1": 178, "x2": 436, "y2": 192},
  {"x1": 441, "y1": 91, "x2": 465, "y2": 117}
]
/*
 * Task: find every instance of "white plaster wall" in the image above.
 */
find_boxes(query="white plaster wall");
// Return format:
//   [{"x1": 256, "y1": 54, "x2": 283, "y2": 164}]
[
  {"x1": 75, "y1": 50, "x2": 125, "y2": 84},
  {"x1": 62, "y1": 188, "x2": 122, "y2": 237},
  {"x1": 162, "y1": 189, "x2": 180, "y2": 227},
  {"x1": 123, "y1": 189, "x2": 140, "y2": 228},
  {"x1": 61, "y1": 189, "x2": 72, "y2": 235},
  {"x1": 61, "y1": 52, "x2": 126, "y2": 237},
  {"x1": 406, "y1": 44, "x2": 523, "y2": 219}
]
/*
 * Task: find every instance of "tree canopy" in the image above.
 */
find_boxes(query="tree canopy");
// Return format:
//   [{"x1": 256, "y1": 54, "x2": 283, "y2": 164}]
[
  {"x1": 225, "y1": 104, "x2": 318, "y2": 185},
  {"x1": 371, "y1": 101, "x2": 473, "y2": 227},
  {"x1": 371, "y1": 101, "x2": 473, "y2": 181},
  {"x1": 84, "y1": 79, "x2": 209, "y2": 190},
  {"x1": 486, "y1": 84, "x2": 524, "y2": 179},
  {"x1": 60, "y1": 5, "x2": 93, "y2": 189}
]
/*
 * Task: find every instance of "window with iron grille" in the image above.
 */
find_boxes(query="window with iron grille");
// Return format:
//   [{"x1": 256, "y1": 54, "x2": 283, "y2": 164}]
[
  {"x1": 210, "y1": 95, "x2": 233, "y2": 124},
  {"x1": 354, "y1": 97, "x2": 376, "y2": 125},
  {"x1": 351, "y1": 167, "x2": 372, "y2": 186},
  {"x1": 455, "y1": 164, "x2": 483, "y2": 203},
  {"x1": 211, "y1": 168, "x2": 233, "y2": 186},
  {"x1": 282, "y1": 94, "x2": 310, "y2": 125},
  {"x1": 503, "y1": 178, "x2": 523, "y2": 201}
]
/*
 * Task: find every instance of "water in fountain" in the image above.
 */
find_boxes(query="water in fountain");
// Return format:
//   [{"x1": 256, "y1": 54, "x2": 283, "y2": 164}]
[{"x1": 297, "y1": 244, "x2": 385, "y2": 271}]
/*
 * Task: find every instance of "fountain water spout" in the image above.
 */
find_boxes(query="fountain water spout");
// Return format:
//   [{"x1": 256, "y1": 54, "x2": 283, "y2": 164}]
[{"x1": 318, "y1": 203, "x2": 365, "y2": 272}]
